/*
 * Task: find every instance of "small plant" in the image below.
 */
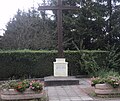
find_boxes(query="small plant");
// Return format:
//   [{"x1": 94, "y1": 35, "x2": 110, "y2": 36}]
[
  {"x1": 104, "y1": 45, "x2": 120, "y2": 72},
  {"x1": 91, "y1": 77, "x2": 105, "y2": 86},
  {"x1": 14, "y1": 81, "x2": 28, "y2": 92},
  {"x1": 78, "y1": 52, "x2": 100, "y2": 76},
  {"x1": 91, "y1": 75, "x2": 120, "y2": 88},
  {"x1": 30, "y1": 80, "x2": 43, "y2": 92},
  {"x1": 93, "y1": 69, "x2": 120, "y2": 78},
  {"x1": 1, "y1": 79, "x2": 43, "y2": 93},
  {"x1": 10, "y1": 80, "x2": 29, "y2": 92},
  {"x1": 106, "y1": 76, "x2": 120, "y2": 88}
]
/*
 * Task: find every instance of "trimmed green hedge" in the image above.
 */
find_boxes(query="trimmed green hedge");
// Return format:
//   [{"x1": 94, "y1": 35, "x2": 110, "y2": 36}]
[{"x1": 0, "y1": 50, "x2": 107, "y2": 80}]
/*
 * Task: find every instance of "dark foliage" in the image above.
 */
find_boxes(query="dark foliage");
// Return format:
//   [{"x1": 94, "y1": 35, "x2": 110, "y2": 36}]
[{"x1": 0, "y1": 50, "x2": 107, "y2": 80}]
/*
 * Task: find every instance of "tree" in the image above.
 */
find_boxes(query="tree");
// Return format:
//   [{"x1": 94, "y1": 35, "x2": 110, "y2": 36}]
[
  {"x1": 98, "y1": 0, "x2": 120, "y2": 46},
  {"x1": 0, "y1": 35, "x2": 3, "y2": 49},
  {"x1": 2, "y1": 0, "x2": 120, "y2": 50},
  {"x1": 110, "y1": 5, "x2": 120, "y2": 47},
  {"x1": 2, "y1": 9, "x2": 56, "y2": 50},
  {"x1": 51, "y1": 0, "x2": 120, "y2": 50},
  {"x1": 61, "y1": 0, "x2": 107, "y2": 50}
]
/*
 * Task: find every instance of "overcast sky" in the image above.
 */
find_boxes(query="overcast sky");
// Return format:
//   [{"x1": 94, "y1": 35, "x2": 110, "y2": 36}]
[{"x1": 0, "y1": 0, "x2": 42, "y2": 35}]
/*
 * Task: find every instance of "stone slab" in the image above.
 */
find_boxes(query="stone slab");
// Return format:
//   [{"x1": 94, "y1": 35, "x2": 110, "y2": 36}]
[{"x1": 44, "y1": 76, "x2": 79, "y2": 86}]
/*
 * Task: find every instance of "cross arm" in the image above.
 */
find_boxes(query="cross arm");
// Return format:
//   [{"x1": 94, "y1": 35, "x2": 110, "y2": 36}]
[
  {"x1": 38, "y1": 6, "x2": 79, "y2": 10},
  {"x1": 38, "y1": 6, "x2": 58, "y2": 10}
]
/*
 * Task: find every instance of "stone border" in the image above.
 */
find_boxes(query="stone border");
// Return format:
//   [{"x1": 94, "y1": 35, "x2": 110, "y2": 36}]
[
  {"x1": 95, "y1": 84, "x2": 120, "y2": 96},
  {"x1": 1, "y1": 88, "x2": 46, "y2": 100}
]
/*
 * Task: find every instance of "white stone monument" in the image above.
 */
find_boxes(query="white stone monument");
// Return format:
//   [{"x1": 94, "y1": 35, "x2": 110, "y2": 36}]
[{"x1": 54, "y1": 58, "x2": 68, "y2": 77}]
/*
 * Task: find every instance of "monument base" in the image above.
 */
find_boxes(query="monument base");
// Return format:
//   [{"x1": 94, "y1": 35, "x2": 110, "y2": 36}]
[
  {"x1": 44, "y1": 76, "x2": 79, "y2": 86},
  {"x1": 54, "y1": 58, "x2": 68, "y2": 77}
]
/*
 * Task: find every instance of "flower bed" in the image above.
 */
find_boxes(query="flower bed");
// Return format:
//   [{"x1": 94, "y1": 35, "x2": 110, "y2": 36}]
[
  {"x1": 91, "y1": 76, "x2": 120, "y2": 97},
  {"x1": 0, "y1": 80, "x2": 46, "y2": 100}
]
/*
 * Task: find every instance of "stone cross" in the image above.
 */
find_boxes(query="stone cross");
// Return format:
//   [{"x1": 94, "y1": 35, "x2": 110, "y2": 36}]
[{"x1": 38, "y1": 0, "x2": 79, "y2": 57}]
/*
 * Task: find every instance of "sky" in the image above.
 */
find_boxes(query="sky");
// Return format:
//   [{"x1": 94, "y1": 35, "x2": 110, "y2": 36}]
[{"x1": 0, "y1": 0, "x2": 42, "y2": 35}]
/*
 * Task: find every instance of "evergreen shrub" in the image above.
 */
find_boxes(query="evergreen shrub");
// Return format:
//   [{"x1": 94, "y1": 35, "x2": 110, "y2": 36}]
[{"x1": 0, "y1": 50, "x2": 107, "y2": 80}]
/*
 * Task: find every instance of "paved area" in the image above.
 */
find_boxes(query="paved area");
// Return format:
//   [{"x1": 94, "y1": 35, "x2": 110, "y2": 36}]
[
  {"x1": 45, "y1": 78, "x2": 120, "y2": 101},
  {"x1": 46, "y1": 85, "x2": 93, "y2": 101},
  {"x1": 45, "y1": 78, "x2": 93, "y2": 101}
]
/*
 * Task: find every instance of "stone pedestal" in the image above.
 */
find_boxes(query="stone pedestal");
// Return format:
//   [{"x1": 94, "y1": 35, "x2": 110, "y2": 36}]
[{"x1": 53, "y1": 58, "x2": 68, "y2": 77}]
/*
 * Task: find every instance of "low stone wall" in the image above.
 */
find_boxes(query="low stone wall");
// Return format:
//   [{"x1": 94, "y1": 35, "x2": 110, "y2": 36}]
[
  {"x1": 1, "y1": 88, "x2": 46, "y2": 100},
  {"x1": 95, "y1": 83, "x2": 120, "y2": 97}
]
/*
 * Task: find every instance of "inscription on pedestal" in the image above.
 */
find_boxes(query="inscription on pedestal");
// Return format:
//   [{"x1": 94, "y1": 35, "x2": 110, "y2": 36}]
[{"x1": 55, "y1": 66, "x2": 66, "y2": 76}]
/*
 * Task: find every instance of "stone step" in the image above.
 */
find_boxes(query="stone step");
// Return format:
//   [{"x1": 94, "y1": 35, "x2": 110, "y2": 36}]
[{"x1": 44, "y1": 76, "x2": 79, "y2": 86}]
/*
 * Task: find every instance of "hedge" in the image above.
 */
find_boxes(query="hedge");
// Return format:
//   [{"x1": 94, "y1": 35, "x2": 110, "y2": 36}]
[{"x1": 0, "y1": 50, "x2": 107, "y2": 80}]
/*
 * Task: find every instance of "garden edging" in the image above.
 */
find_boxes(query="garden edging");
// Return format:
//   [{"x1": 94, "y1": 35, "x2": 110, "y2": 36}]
[
  {"x1": 95, "y1": 83, "x2": 120, "y2": 96},
  {"x1": 1, "y1": 88, "x2": 46, "y2": 100}
]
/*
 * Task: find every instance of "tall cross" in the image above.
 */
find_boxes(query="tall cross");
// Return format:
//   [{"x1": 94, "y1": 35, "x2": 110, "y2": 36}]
[{"x1": 38, "y1": 0, "x2": 79, "y2": 57}]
